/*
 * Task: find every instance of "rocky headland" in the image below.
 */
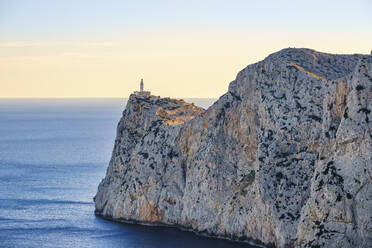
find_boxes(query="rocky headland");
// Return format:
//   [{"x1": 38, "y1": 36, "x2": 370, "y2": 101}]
[{"x1": 94, "y1": 48, "x2": 372, "y2": 248}]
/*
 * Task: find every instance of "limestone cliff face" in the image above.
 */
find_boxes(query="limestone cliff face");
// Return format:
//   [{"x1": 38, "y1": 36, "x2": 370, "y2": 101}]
[{"x1": 94, "y1": 48, "x2": 372, "y2": 248}]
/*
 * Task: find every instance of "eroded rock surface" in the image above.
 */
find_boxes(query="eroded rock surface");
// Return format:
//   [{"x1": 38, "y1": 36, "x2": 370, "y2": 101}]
[{"x1": 94, "y1": 48, "x2": 372, "y2": 248}]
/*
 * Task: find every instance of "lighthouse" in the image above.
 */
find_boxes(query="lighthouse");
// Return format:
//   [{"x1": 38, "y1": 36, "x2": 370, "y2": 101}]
[{"x1": 134, "y1": 79, "x2": 151, "y2": 97}]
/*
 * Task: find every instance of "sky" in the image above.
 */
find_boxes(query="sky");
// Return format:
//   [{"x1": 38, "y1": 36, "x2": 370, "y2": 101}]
[{"x1": 1, "y1": 0, "x2": 371, "y2": 98}]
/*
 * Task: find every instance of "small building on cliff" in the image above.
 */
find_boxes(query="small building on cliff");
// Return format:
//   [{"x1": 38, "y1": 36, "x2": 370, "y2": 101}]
[{"x1": 134, "y1": 79, "x2": 151, "y2": 97}]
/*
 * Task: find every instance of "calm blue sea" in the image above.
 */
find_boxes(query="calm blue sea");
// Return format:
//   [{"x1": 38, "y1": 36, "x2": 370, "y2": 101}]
[{"x1": 0, "y1": 98, "x2": 253, "y2": 248}]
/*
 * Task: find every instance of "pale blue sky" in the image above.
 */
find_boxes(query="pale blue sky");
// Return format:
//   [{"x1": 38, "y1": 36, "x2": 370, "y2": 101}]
[
  {"x1": 0, "y1": 0, "x2": 371, "y2": 98},
  {"x1": 1, "y1": 0, "x2": 371, "y2": 41}
]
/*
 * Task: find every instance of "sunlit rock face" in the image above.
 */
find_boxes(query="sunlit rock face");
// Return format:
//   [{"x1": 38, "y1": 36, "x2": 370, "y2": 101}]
[{"x1": 94, "y1": 48, "x2": 372, "y2": 248}]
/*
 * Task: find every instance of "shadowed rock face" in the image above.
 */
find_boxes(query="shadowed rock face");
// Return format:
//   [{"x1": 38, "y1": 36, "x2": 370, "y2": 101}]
[{"x1": 94, "y1": 48, "x2": 372, "y2": 248}]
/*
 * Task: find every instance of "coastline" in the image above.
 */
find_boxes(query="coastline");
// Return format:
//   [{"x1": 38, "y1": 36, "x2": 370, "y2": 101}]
[{"x1": 94, "y1": 210, "x2": 273, "y2": 248}]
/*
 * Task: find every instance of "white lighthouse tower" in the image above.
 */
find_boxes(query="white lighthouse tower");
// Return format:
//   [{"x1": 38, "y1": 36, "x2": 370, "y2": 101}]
[{"x1": 134, "y1": 78, "x2": 151, "y2": 97}]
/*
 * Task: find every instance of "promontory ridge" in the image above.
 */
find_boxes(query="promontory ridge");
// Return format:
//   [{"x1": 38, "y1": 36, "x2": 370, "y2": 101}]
[{"x1": 95, "y1": 48, "x2": 372, "y2": 248}]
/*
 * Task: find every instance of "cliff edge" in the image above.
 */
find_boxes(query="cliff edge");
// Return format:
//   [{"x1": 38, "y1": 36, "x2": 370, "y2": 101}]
[{"x1": 94, "y1": 48, "x2": 372, "y2": 248}]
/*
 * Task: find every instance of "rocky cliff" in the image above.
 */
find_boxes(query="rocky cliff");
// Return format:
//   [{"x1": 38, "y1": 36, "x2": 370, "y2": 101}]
[{"x1": 94, "y1": 48, "x2": 372, "y2": 248}]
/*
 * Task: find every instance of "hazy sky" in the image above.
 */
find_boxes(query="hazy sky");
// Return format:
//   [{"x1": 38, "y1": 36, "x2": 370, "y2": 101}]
[{"x1": 1, "y1": 0, "x2": 371, "y2": 98}]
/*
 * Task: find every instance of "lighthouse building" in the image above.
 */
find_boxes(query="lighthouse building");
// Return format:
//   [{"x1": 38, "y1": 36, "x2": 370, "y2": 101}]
[{"x1": 134, "y1": 79, "x2": 151, "y2": 97}]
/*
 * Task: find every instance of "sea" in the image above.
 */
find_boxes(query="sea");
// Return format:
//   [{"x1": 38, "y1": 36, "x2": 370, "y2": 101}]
[{"x1": 0, "y1": 98, "x2": 255, "y2": 248}]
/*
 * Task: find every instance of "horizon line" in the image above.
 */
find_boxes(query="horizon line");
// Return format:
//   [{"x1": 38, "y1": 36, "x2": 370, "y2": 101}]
[{"x1": 0, "y1": 96, "x2": 219, "y2": 100}]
